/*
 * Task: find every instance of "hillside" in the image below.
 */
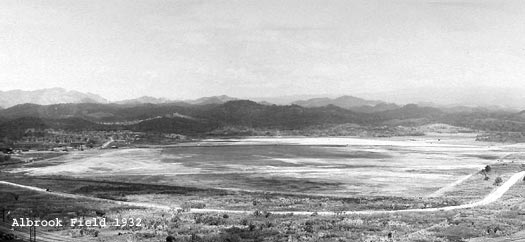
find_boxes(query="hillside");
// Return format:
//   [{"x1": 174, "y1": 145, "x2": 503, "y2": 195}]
[
  {"x1": 185, "y1": 95, "x2": 238, "y2": 105},
  {"x1": 293, "y1": 95, "x2": 398, "y2": 112},
  {"x1": 0, "y1": 100, "x2": 524, "y2": 139},
  {"x1": 113, "y1": 96, "x2": 173, "y2": 105}
]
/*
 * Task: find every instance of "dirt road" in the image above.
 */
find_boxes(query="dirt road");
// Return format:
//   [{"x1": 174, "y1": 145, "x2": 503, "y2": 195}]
[
  {"x1": 100, "y1": 137, "x2": 114, "y2": 149},
  {"x1": 2, "y1": 171, "x2": 524, "y2": 216},
  {"x1": 469, "y1": 230, "x2": 525, "y2": 242},
  {"x1": 0, "y1": 181, "x2": 172, "y2": 210},
  {"x1": 190, "y1": 171, "x2": 525, "y2": 215},
  {"x1": 427, "y1": 173, "x2": 476, "y2": 198}
]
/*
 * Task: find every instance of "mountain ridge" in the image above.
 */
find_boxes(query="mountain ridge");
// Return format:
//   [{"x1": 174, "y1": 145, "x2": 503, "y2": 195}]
[
  {"x1": 292, "y1": 95, "x2": 400, "y2": 112},
  {"x1": 114, "y1": 96, "x2": 172, "y2": 105},
  {"x1": 1, "y1": 100, "x2": 525, "y2": 140},
  {"x1": 0, "y1": 88, "x2": 108, "y2": 108}
]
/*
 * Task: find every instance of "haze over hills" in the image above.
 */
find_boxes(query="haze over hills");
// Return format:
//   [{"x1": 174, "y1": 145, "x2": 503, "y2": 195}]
[
  {"x1": 251, "y1": 94, "x2": 341, "y2": 105},
  {"x1": 113, "y1": 95, "x2": 239, "y2": 106},
  {"x1": 184, "y1": 95, "x2": 238, "y2": 105},
  {"x1": 1, "y1": 98, "x2": 525, "y2": 139},
  {"x1": 0, "y1": 88, "x2": 108, "y2": 108},
  {"x1": 292, "y1": 96, "x2": 400, "y2": 112},
  {"x1": 2, "y1": 88, "x2": 525, "y2": 113},
  {"x1": 114, "y1": 96, "x2": 172, "y2": 105},
  {"x1": 0, "y1": 88, "x2": 244, "y2": 108},
  {"x1": 353, "y1": 86, "x2": 525, "y2": 111},
  {"x1": 1, "y1": 89, "x2": 525, "y2": 145},
  {"x1": 293, "y1": 95, "x2": 383, "y2": 108}
]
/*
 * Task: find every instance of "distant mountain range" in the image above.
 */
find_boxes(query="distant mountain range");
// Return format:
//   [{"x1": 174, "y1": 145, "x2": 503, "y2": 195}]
[
  {"x1": 0, "y1": 88, "x2": 519, "y2": 113},
  {"x1": 0, "y1": 88, "x2": 242, "y2": 108},
  {"x1": 113, "y1": 95, "x2": 238, "y2": 106},
  {"x1": 354, "y1": 86, "x2": 525, "y2": 111},
  {"x1": 2, "y1": 88, "x2": 525, "y2": 143},
  {"x1": 114, "y1": 96, "x2": 172, "y2": 105},
  {"x1": 184, "y1": 95, "x2": 238, "y2": 105},
  {"x1": 293, "y1": 95, "x2": 383, "y2": 108},
  {"x1": 292, "y1": 95, "x2": 400, "y2": 112},
  {"x1": 0, "y1": 98, "x2": 524, "y2": 140},
  {"x1": 0, "y1": 88, "x2": 107, "y2": 108},
  {"x1": 2, "y1": 87, "x2": 524, "y2": 113}
]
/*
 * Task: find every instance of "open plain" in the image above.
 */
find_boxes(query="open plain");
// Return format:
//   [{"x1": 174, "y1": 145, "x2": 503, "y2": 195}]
[
  {"x1": 2, "y1": 134, "x2": 525, "y2": 241},
  {"x1": 12, "y1": 134, "x2": 510, "y2": 197}
]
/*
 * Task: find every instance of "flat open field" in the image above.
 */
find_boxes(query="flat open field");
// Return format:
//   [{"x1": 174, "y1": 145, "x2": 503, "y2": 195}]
[
  {"x1": 3, "y1": 135, "x2": 525, "y2": 241},
  {"x1": 10, "y1": 134, "x2": 519, "y2": 198}
]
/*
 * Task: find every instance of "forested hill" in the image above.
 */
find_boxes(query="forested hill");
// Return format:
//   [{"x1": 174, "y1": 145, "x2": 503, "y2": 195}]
[{"x1": 0, "y1": 100, "x2": 524, "y2": 138}]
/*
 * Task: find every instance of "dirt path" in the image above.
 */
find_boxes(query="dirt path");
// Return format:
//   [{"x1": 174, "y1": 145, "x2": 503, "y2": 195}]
[
  {"x1": 100, "y1": 137, "x2": 114, "y2": 149},
  {"x1": 1, "y1": 170, "x2": 524, "y2": 216},
  {"x1": 427, "y1": 173, "x2": 476, "y2": 198},
  {"x1": 191, "y1": 171, "x2": 525, "y2": 215},
  {"x1": 469, "y1": 230, "x2": 525, "y2": 242},
  {"x1": 0, "y1": 181, "x2": 173, "y2": 210},
  {"x1": 0, "y1": 180, "x2": 171, "y2": 241}
]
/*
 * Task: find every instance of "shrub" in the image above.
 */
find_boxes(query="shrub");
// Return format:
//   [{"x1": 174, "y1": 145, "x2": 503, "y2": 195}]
[
  {"x1": 218, "y1": 233, "x2": 241, "y2": 242},
  {"x1": 304, "y1": 221, "x2": 314, "y2": 233},
  {"x1": 194, "y1": 214, "x2": 224, "y2": 226},
  {"x1": 182, "y1": 201, "x2": 206, "y2": 209},
  {"x1": 484, "y1": 165, "x2": 492, "y2": 172},
  {"x1": 240, "y1": 218, "x2": 248, "y2": 226},
  {"x1": 434, "y1": 225, "x2": 482, "y2": 241},
  {"x1": 248, "y1": 223, "x2": 256, "y2": 231},
  {"x1": 0, "y1": 155, "x2": 10, "y2": 162},
  {"x1": 494, "y1": 177, "x2": 503, "y2": 186}
]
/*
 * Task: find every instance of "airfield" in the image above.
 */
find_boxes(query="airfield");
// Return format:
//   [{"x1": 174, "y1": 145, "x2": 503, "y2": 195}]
[
  {"x1": 2, "y1": 134, "x2": 525, "y2": 241},
  {"x1": 13, "y1": 134, "x2": 516, "y2": 197}
]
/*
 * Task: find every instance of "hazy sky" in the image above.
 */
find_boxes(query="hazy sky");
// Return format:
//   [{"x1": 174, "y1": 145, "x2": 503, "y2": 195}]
[{"x1": 1, "y1": 0, "x2": 525, "y2": 104}]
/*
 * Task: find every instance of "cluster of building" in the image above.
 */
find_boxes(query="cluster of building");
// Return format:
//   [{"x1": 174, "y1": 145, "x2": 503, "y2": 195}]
[{"x1": 13, "y1": 129, "x2": 145, "y2": 151}]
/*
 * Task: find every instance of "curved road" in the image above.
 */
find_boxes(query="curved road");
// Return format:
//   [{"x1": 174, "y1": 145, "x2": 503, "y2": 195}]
[
  {"x1": 1, "y1": 171, "x2": 524, "y2": 216},
  {"x1": 2, "y1": 171, "x2": 523, "y2": 242},
  {"x1": 0, "y1": 180, "x2": 171, "y2": 210}
]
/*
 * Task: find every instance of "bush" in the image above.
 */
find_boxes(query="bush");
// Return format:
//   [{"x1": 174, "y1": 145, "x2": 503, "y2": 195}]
[
  {"x1": 182, "y1": 201, "x2": 206, "y2": 209},
  {"x1": 0, "y1": 155, "x2": 10, "y2": 162},
  {"x1": 484, "y1": 165, "x2": 492, "y2": 172},
  {"x1": 434, "y1": 225, "x2": 483, "y2": 241},
  {"x1": 240, "y1": 218, "x2": 248, "y2": 226},
  {"x1": 218, "y1": 233, "x2": 241, "y2": 242},
  {"x1": 194, "y1": 214, "x2": 225, "y2": 226},
  {"x1": 494, "y1": 177, "x2": 503, "y2": 186},
  {"x1": 166, "y1": 235, "x2": 176, "y2": 242}
]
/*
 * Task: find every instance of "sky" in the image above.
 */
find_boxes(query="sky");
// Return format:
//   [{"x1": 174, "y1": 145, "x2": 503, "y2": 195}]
[{"x1": 1, "y1": 0, "x2": 525, "y2": 106}]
